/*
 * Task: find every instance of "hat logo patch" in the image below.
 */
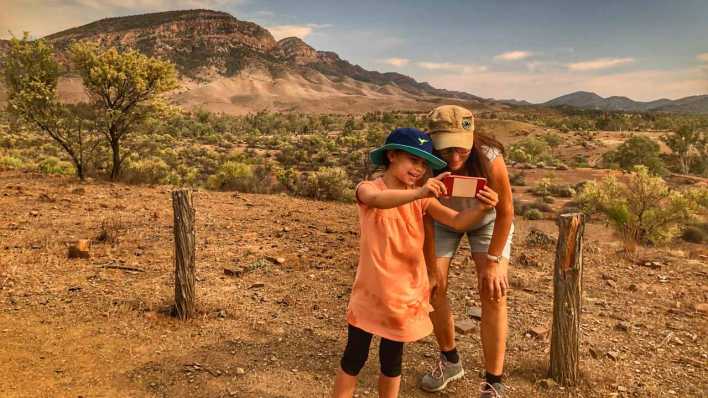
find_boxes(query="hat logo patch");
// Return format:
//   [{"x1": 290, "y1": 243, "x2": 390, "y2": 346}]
[
  {"x1": 462, "y1": 118, "x2": 473, "y2": 130},
  {"x1": 417, "y1": 138, "x2": 429, "y2": 145}
]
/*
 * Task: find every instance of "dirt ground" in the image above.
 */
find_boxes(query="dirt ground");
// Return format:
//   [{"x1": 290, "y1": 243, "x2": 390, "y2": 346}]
[{"x1": 1, "y1": 170, "x2": 706, "y2": 397}]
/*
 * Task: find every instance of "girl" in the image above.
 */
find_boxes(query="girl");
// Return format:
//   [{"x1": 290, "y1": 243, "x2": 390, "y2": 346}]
[
  {"x1": 419, "y1": 105, "x2": 514, "y2": 398},
  {"x1": 332, "y1": 127, "x2": 499, "y2": 398}
]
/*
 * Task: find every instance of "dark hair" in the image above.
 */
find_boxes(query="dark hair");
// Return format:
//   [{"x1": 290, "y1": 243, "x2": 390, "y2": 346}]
[{"x1": 434, "y1": 132, "x2": 505, "y2": 180}]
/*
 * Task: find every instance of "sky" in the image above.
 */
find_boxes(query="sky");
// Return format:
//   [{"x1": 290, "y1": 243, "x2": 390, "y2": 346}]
[{"x1": 2, "y1": 0, "x2": 707, "y2": 102}]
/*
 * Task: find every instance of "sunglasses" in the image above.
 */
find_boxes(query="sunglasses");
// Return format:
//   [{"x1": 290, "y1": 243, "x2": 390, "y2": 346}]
[{"x1": 438, "y1": 147, "x2": 471, "y2": 157}]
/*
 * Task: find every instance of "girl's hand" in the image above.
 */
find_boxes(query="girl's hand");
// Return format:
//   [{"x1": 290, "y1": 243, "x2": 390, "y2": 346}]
[
  {"x1": 417, "y1": 172, "x2": 450, "y2": 199},
  {"x1": 476, "y1": 185, "x2": 498, "y2": 210}
]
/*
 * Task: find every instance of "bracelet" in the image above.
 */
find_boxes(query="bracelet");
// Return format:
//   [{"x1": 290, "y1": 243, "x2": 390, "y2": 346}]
[{"x1": 487, "y1": 254, "x2": 502, "y2": 263}]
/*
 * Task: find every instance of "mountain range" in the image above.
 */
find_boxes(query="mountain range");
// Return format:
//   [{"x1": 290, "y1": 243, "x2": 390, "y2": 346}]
[
  {"x1": 541, "y1": 91, "x2": 708, "y2": 113},
  {"x1": 0, "y1": 9, "x2": 491, "y2": 114},
  {"x1": 0, "y1": 9, "x2": 705, "y2": 114}
]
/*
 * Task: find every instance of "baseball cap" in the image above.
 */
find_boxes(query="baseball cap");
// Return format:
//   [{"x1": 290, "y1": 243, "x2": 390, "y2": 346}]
[{"x1": 427, "y1": 105, "x2": 475, "y2": 150}]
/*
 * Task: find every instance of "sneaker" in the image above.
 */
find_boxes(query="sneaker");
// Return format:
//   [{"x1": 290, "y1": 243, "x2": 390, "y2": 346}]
[
  {"x1": 479, "y1": 381, "x2": 505, "y2": 397},
  {"x1": 420, "y1": 353, "x2": 465, "y2": 392}
]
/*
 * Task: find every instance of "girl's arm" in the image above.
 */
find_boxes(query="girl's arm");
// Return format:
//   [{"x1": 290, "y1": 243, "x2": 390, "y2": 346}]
[
  {"x1": 486, "y1": 155, "x2": 514, "y2": 258},
  {"x1": 357, "y1": 173, "x2": 450, "y2": 209},
  {"x1": 423, "y1": 215, "x2": 439, "y2": 296},
  {"x1": 426, "y1": 186, "x2": 498, "y2": 230}
]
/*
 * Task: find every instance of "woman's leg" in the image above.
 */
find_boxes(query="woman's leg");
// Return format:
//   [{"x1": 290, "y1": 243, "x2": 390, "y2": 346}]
[
  {"x1": 333, "y1": 324, "x2": 374, "y2": 398},
  {"x1": 378, "y1": 338, "x2": 404, "y2": 398},
  {"x1": 471, "y1": 253, "x2": 509, "y2": 376}
]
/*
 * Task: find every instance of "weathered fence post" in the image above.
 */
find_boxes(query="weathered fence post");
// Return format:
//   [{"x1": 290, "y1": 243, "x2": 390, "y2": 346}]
[
  {"x1": 549, "y1": 213, "x2": 585, "y2": 385},
  {"x1": 172, "y1": 189, "x2": 195, "y2": 320}
]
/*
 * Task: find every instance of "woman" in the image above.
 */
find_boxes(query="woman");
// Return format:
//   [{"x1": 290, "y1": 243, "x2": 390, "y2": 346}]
[{"x1": 419, "y1": 105, "x2": 514, "y2": 398}]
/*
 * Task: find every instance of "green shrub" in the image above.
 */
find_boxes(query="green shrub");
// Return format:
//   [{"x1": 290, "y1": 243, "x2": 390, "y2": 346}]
[
  {"x1": 0, "y1": 155, "x2": 24, "y2": 170},
  {"x1": 531, "y1": 178, "x2": 575, "y2": 197},
  {"x1": 509, "y1": 172, "x2": 526, "y2": 186},
  {"x1": 508, "y1": 137, "x2": 551, "y2": 164},
  {"x1": 38, "y1": 157, "x2": 74, "y2": 175},
  {"x1": 525, "y1": 209, "x2": 543, "y2": 220},
  {"x1": 299, "y1": 167, "x2": 354, "y2": 202},
  {"x1": 122, "y1": 157, "x2": 175, "y2": 185},
  {"x1": 602, "y1": 135, "x2": 666, "y2": 175},
  {"x1": 207, "y1": 161, "x2": 258, "y2": 192},
  {"x1": 575, "y1": 165, "x2": 707, "y2": 247}
]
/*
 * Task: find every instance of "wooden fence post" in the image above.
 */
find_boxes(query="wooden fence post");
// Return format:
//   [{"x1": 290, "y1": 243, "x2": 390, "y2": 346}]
[
  {"x1": 549, "y1": 213, "x2": 585, "y2": 385},
  {"x1": 172, "y1": 189, "x2": 195, "y2": 320}
]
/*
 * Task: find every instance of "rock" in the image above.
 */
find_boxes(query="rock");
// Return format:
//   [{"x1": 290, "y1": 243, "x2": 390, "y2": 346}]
[
  {"x1": 235, "y1": 367, "x2": 245, "y2": 375},
  {"x1": 250, "y1": 282, "x2": 265, "y2": 289},
  {"x1": 266, "y1": 256, "x2": 286, "y2": 265},
  {"x1": 589, "y1": 346, "x2": 605, "y2": 359},
  {"x1": 469, "y1": 307, "x2": 482, "y2": 320},
  {"x1": 615, "y1": 322, "x2": 631, "y2": 332},
  {"x1": 527, "y1": 325, "x2": 549, "y2": 340},
  {"x1": 556, "y1": 164, "x2": 570, "y2": 170},
  {"x1": 455, "y1": 319, "x2": 477, "y2": 335},
  {"x1": 223, "y1": 267, "x2": 242, "y2": 277},
  {"x1": 606, "y1": 351, "x2": 620, "y2": 361},
  {"x1": 217, "y1": 309, "x2": 227, "y2": 318},
  {"x1": 606, "y1": 280, "x2": 618, "y2": 288},
  {"x1": 538, "y1": 378, "x2": 557, "y2": 389},
  {"x1": 67, "y1": 240, "x2": 90, "y2": 259},
  {"x1": 628, "y1": 283, "x2": 638, "y2": 292},
  {"x1": 693, "y1": 303, "x2": 708, "y2": 313},
  {"x1": 29, "y1": 210, "x2": 39, "y2": 217},
  {"x1": 71, "y1": 187, "x2": 85, "y2": 194}
]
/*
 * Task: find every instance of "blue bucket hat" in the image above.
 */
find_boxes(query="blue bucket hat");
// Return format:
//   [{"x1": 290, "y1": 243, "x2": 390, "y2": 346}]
[{"x1": 370, "y1": 128, "x2": 447, "y2": 170}]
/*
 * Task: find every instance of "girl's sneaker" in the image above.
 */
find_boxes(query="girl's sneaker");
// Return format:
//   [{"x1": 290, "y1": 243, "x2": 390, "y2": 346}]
[
  {"x1": 480, "y1": 381, "x2": 505, "y2": 397},
  {"x1": 420, "y1": 354, "x2": 465, "y2": 392}
]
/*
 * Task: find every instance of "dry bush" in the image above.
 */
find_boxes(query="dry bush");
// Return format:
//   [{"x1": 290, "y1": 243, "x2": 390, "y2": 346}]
[{"x1": 96, "y1": 216, "x2": 127, "y2": 245}]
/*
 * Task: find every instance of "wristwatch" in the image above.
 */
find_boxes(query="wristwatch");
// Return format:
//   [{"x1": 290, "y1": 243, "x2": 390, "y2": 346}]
[{"x1": 487, "y1": 253, "x2": 502, "y2": 263}]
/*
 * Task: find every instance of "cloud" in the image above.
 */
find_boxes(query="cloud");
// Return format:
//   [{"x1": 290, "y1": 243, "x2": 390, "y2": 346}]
[
  {"x1": 382, "y1": 57, "x2": 409, "y2": 67},
  {"x1": 567, "y1": 57, "x2": 635, "y2": 71},
  {"x1": 494, "y1": 50, "x2": 533, "y2": 61},
  {"x1": 267, "y1": 25, "x2": 314, "y2": 40},
  {"x1": 423, "y1": 66, "x2": 707, "y2": 103},
  {"x1": 697, "y1": 53, "x2": 708, "y2": 62},
  {"x1": 306, "y1": 23, "x2": 333, "y2": 29},
  {"x1": 417, "y1": 62, "x2": 487, "y2": 73}
]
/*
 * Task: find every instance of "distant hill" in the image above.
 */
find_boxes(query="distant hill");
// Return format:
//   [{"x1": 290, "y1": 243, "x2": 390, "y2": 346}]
[
  {"x1": 543, "y1": 91, "x2": 708, "y2": 114},
  {"x1": 0, "y1": 9, "x2": 492, "y2": 114}
]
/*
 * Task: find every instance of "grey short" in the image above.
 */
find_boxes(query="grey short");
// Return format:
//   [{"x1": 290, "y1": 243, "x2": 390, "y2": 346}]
[{"x1": 434, "y1": 221, "x2": 514, "y2": 259}]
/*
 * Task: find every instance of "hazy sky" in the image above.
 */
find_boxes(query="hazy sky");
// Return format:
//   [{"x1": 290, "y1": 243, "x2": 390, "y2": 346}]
[{"x1": 2, "y1": 0, "x2": 707, "y2": 102}]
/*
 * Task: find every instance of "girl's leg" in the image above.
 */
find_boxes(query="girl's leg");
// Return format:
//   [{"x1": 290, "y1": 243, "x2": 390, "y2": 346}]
[
  {"x1": 472, "y1": 253, "x2": 509, "y2": 376},
  {"x1": 378, "y1": 338, "x2": 404, "y2": 398},
  {"x1": 429, "y1": 256, "x2": 455, "y2": 351},
  {"x1": 333, "y1": 324, "x2": 374, "y2": 398},
  {"x1": 333, "y1": 369, "x2": 358, "y2": 398}
]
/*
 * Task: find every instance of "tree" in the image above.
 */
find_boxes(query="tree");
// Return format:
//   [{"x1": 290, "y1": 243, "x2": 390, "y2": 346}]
[
  {"x1": 69, "y1": 42, "x2": 178, "y2": 180},
  {"x1": 576, "y1": 165, "x2": 707, "y2": 249},
  {"x1": 602, "y1": 135, "x2": 665, "y2": 175},
  {"x1": 3, "y1": 35, "x2": 98, "y2": 180},
  {"x1": 662, "y1": 124, "x2": 704, "y2": 175}
]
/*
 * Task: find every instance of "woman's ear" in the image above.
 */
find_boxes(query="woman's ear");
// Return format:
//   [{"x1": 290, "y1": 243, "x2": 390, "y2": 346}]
[{"x1": 386, "y1": 149, "x2": 398, "y2": 164}]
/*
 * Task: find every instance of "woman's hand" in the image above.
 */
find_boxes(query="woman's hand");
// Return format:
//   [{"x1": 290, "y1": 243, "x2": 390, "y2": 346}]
[
  {"x1": 416, "y1": 172, "x2": 450, "y2": 199},
  {"x1": 478, "y1": 260, "x2": 508, "y2": 301},
  {"x1": 476, "y1": 185, "x2": 498, "y2": 210}
]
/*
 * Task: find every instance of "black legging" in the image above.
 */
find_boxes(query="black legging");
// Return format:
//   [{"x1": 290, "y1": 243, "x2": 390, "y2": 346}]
[{"x1": 340, "y1": 324, "x2": 404, "y2": 377}]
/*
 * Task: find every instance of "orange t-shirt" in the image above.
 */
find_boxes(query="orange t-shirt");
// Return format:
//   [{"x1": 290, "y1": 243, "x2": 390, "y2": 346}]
[{"x1": 346, "y1": 178, "x2": 435, "y2": 342}]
